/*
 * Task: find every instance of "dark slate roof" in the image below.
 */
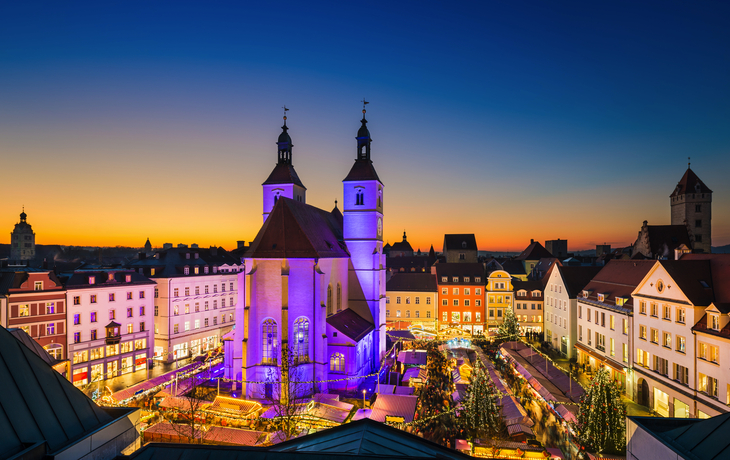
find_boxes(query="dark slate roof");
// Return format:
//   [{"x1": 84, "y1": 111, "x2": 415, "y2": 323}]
[
  {"x1": 557, "y1": 265, "x2": 603, "y2": 298},
  {"x1": 386, "y1": 273, "x2": 438, "y2": 292},
  {"x1": 386, "y1": 255, "x2": 436, "y2": 273},
  {"x1": 0, "y1": 325, "x2": 113, "y2": 458},
  {"x1": 646, "y1": 225, "x2": 692, "y2": 257},
  {"x1": 7, "y1": 328, "x2": 66, "y2": 368},
  {"x1": 326, "y1": 309, "x2": 374, "y2": 342},
  {"x1": 434, "y1": 263, "x2": 486, "y2": 284},
  {"x1": 658, "y1": 259, "x2": 714, "y2": 306},
  {"x1": 246, "y1": 198, "x2": 349, "y2": 259},
  {"x1": 270, "y1": 418, "x2": 470, "y2": 459},
  {"x1": 263, "y1": 162, "x2": 306, "y2": 189},
  {"x1": 127, "y1": 419, "x2": 471, "y2": 460},
  {"x1": 515, "y1": 241, "x2": 553, "y2": 261},
  {"x1": 629, "y1": 413, "x2": 730, "y2": 460},
  {"x1": 343, "y1": 159, "x2": 381, "y2": 183},
  {"x1": 681, "y1": 254, "x2": 730, "y2": 305},
  {"x1": 390, "y1": 240, "x2": 414, "y2": 253},
  {"x1": 64, "y1": 270, "x2": 155, "y2": 289},
  {"x1": 499, "y1": 259, "x2": 526, "y2": 275},
  {"x1": 512, "y1": 280, "x2": 543, "y2": 293},
  {"x1": 443, "y1": 234, "x2": 477, "y2": 252},
  {"x1": 670, "y1": 167, "x2": 712, "y2": 197},
  {"x1": 127, "y1": 246, "x2": 239, "y2": 277}
]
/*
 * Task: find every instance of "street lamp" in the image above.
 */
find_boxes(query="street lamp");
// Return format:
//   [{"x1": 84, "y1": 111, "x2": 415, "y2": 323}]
[{"x1": 363, "y1": 389, "x2": 367, "y2": 408}]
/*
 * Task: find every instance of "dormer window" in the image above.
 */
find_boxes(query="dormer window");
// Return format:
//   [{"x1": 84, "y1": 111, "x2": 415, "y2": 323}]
[
  {"x1": 452, "y1": 277, "x2": 458, "y2": 282},
  {"x1": 125, "y1": 274, "x2": 132, "y2": 283},
  {"x1": 710, "y1": 314, "x2": 719, "y2": 331},
  {"x1": 204, "y1": 266, "x2": 209, "y2": 274},
  {"x1": 616, "y1": 297, "x2": 626, "y2": 307},
  {"x1": 532, "y1": 290, "x2": 541, "y2": 297},
  {"x1": 464, "y1": 277, "x2": 470, "y2": 283},
  {"x1": 582, "y1": 290, "x2": 592, "y2": 298},
  {"x1": 441, "y1": 276, "x2": 447, "y2": 282},
  {"x1": 213, "y1": 266, "x2": 218, "y2": 274},
  {"x1": 194, "y1": 253, "x2": 199, "y2": 259},
  {"x1": 88, "y1": 277, "x2": 95, "y2": 285},
  {"x1": 108, "y1": 273, "x2": 115, "y2": 281},
  {"x1": 194, "y1": 266, "x2": 199, "y2": 275},
  {"x1": 597, "y1": 294, "x2": 605, "y2": 302},
  {"x1": 186, "y1": 253, "x2": 190, "y2": 259},
  {"x1": 462, "y1": 241, "x2": 467, "y2": 249},
  {"x1": 184, "y1": 266, "x2": 190, "y2": 275},
  {"x1": 518, "y1": 290, "x2": 527, "y2": 296},
  {"x1": 475, "y1": 277, "x2": 481, "y2": 283},
  {"x1": 151, "y1": 268, "x2": 156, "y2": 276}
]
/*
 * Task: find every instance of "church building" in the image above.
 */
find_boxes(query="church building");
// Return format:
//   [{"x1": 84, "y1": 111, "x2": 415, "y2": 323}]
[{"x1": 225, "y1": 110, "x2": 386, "y2": 400}]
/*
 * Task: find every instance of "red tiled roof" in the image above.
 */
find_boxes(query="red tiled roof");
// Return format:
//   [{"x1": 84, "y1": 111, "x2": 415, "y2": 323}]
[
  {"x1": 263, "y1": 163, "x2": 306, "y2": 188},
  {"x1": 670, "y1": 167, "x2": 712, "y2": 197},
  {"x1": 581, "y1": 260, "x2": 655, "y2": 309},
  {"x1": 246, "y1": 198, "x2": 349, "y2": 259}
]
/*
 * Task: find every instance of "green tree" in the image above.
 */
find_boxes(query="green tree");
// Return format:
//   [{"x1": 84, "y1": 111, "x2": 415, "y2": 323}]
[
  {"x1": 574, "y1": 367, "x2": 626, "y2": 455},
  {"x1": 497, "y1": 307, "x2": 520, "y2": 342},
  {"x1": 459, "y1": 359, "x2": 502, "y2": 440},
  {"x1": 414, "y1": 344, "x2": 455, "y2": 445}
]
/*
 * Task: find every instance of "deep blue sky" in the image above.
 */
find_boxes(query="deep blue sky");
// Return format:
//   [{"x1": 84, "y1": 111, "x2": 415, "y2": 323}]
[{"x1": 2, "y1": 1, "x2": 729, "y2": 250}]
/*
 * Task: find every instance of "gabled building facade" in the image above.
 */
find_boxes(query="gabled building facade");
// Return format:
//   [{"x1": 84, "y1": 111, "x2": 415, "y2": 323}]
[
  {"x1": 64, "y1": 270, "x2": 156, "y2": 386},
  {"x1": 512, "y1": 279, "x2": 543, "y2": 334},
  {"x1": 433, "y1": 263, "x2": 486, "y2": 334},
  {"x1": 0, "y1": 267, "x2": 67, "y2": 360},
  {"x1": 385, "y1": 273, "x2": 437, "y2": 331},
  {"x1": 485, "y1": 269, "x2": 513, "y2": 332}
]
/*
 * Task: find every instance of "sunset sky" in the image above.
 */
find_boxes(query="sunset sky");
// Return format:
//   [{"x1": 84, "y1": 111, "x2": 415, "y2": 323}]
[{"x1": 2, "y1": 1, "x2": 729, "y2": 252}]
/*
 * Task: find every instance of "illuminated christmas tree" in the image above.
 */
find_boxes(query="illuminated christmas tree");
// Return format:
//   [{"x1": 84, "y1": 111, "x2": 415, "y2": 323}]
[
  {"x1": 415, "y1": 344, "x2": 455, "y2": 445},
  {"x1": 575, "y1": 367, "x2": 626, "y2": 454},
  {"x1": 497, "y1": 307, "x2": 520, "y2": 342},
  {"x1": 460, "y1": 359, "x2": 502, "y2": 440}
]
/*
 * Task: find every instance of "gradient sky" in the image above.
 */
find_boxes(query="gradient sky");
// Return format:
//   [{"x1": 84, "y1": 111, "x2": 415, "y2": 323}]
[{"x1": 2, "y1": 1, "x2": 729, "y2": 252}]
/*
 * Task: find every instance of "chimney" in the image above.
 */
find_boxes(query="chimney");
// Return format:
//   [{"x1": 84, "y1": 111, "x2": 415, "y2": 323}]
[
  {"x1": 211, "y1": 246, "x2": 218, "y2": 256},
  {"x1": 237, "y1": 241, "x2": 247, "y2": 249},
  {"x1": 530, "y1": 239, "x2": 534, "y2": 244}
]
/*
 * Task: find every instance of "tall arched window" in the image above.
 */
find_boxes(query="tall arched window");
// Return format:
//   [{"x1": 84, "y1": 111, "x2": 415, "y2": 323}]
[
  {"x1": 292, "y1": 317, "x2": 309, "y2": 362},
  {"x1": 262, "y1": 319, "x2": 278, "y2": 365},
  {"x1": 327, "y1": 284, "x2": 333, "y2": 316},
  {"x1": 336, "y1": 283, "x2": 342, "y2": 312},
  {"x1": 330, "y1": 353, "x2": 345, "y2": 372}
]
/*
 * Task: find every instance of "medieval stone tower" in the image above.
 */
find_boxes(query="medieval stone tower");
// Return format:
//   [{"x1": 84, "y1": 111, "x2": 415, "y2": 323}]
[{"x1": 670, "y1": 164, "x2": 712, "y2": 253}]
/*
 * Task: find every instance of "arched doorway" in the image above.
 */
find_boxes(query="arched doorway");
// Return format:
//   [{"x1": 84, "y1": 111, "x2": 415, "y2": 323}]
[{"x1": 637, "y1": 378, "x2": 650, "y2": 407}]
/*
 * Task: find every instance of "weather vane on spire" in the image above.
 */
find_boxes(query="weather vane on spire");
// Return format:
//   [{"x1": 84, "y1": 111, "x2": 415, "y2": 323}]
[
  {"x1": 282, "y1": 105, "x2": 289, "y2": 123},
  {"x1": 688, "y1": 156, "x2": 691, "y2": 168},
  {"x1": 361, "y1": 98, "x2": 369, "y2": 115}
]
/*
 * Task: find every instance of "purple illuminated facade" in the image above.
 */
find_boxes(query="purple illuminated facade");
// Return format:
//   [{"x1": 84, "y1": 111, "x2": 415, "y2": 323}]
[{"x1": 225, "y1": 112, "x2": 385, "y2": 399}]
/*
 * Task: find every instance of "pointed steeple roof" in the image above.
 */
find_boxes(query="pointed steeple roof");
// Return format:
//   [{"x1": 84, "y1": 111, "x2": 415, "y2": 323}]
[
  {"x1": 344, "y1": 110, "x2": 381, "y2": 183},
  {"x1": 263, "y1": 118, "x2": 306, "y2": 188},
  {"x1": 671, "y1": 167, "x2": 712, "y2": 197}
]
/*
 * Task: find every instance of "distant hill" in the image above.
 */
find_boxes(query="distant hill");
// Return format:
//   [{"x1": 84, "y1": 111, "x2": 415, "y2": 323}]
[{"x1": 713, "y1": 244, "x2": 730, "y2": 254}]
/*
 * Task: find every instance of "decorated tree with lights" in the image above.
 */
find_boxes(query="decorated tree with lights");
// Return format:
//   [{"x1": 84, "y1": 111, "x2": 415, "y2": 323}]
[
  {"x1": 458, "y1": 359, "x2": 503, "y2": 440},
  {"x1": 574, "y1": 367, "x2": 626, "y2": 455},
  {"x1": 497, "y1": 307, "x2": 520, "y2": 343},
  {"x1": 415, "y1": 344, "x2": 455, "y2": 445}
]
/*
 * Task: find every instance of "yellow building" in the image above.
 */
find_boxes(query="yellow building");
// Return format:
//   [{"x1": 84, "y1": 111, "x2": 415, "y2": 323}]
[{"x1": 486, "y1": 270, "x2": 513, "y2": 333}]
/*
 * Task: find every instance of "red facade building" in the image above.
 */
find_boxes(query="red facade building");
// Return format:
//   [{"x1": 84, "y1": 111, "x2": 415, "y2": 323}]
[{"x1": 1, "y1": 268, "x2": 67, "y2": 360}]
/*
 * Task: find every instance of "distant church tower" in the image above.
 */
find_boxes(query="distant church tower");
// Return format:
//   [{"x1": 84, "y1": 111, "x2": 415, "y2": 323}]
[
  {"x1": 670, "y1": 161, "x2": 712, "y2": 253},
  {"x1": 342, "y1": 108, "x2": 386, "y2": 362},
  {"x1": 261, "y1": 114, "x2": 306, "y2": 221},
  {"x1": 10, "y1": 208, "x2": 36, "y2": 261}
]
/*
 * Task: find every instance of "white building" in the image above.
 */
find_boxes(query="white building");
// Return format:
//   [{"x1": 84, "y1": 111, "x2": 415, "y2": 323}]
[
  {"x1": 65, "y1": 270, "x2": 156, "y2": 386},
  {"x1": 129, "y1": 246, "x2": 241, "y2": 363},
  {"x1": 543, "y1": 264, "x2": 602, "y2": 358},
  {"x1": 632, "y1": 256, "x2": 730, "y2": 418},
  {"x1": 575, "y1": 260, "x2": 654, "y2": 395}
]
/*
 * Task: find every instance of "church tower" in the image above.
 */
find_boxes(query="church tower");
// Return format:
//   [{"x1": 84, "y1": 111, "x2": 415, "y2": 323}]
[
  {"x1": 342, "y1": 107, "x2": 386, "y2": 362},
  {"x1": 262, "y1": 115, "x2": 306, "y2": 221},
  {"x1": 670, "y1": 162, "x2": 712, "y2": 253},
  {"x1": 10, "y1": 208, "x2": 35, "y2": 262}
]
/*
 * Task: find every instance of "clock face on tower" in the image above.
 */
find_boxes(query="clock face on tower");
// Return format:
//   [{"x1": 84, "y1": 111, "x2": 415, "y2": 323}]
[{"x1": 377, "y1": 217, "x2": 383, "y2": 240}]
